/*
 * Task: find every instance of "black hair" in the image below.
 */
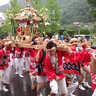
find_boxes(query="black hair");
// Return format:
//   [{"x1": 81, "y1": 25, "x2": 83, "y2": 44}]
[
  {"x1": 91, "y1": 46, "x2": 96, "y2": 49},
  {"x1": 32, "y1": 36, "x2": 37, "y2": 41},
  {"x1": 31, "y1": 36, "x2": 38, "y2": 45},
  {"x1": 43, "y1": 37, "x2": 50, "y2": 41},
  {"x1": 46, "y1": 41, "x2": 57, "y2": 49},
  {"x1": 33, "y1": 41, "x2": 37, "y2": 45}
]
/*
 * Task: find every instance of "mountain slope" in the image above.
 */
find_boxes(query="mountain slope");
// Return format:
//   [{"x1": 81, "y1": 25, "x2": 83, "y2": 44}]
[{"x1": 0, "y1": 0, "x2": 95, "y2": 24}]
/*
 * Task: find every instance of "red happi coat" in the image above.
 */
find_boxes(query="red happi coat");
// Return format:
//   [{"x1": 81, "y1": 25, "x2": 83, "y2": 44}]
[
  {"x1": 36, "y1": 49, "x2": 46, "y2": 76},
  {"x1": 29, "y1": 48, "x2": 46, "y2": 76},
  {"x1": 0, "y1": 48, "x2": 10, "y2": 70},
  {"x1": 29, "y1": 48, "x2": 37, "y2": 73},
  {"x1": 63, "y1": 50, "x2": 91, "y2": 74},
  {"x1": 89, "y1": 50, "x2": 96, "y2": 91},
  {"x1": 23, "y1": 48, "x2": 30, "y2": 58},
  {"x1": 44, "y1": 51, "x2": 65, "y2": 81},
  {"x1": 70, "y1": 46, "x2": 91, "y2": 67}
]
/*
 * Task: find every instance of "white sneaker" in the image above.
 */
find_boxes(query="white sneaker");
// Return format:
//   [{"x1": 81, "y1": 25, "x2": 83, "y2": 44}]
[
  {"x1": 79, "y1": 85, "x2": 85, "y2": 90},
  {"x1": 40, "y1": 93, "x2": 43, "y2": 96},
  {"x1": 70, "y1": 93, "x2": 76, "y2": 96},
  {"x1": 84, "y1": 82, "x2": 91, "y2": 88},
  {"x1": 19, "y1": 74, "x2": 24, "y2": 78},
  {"x1": 0, "y1": 84, "x2": 2, "y2": 91},
  {"x1": 3, "y1": 86, "x2": 8, "y2": 92},
  {"x1": 15, "y1": 72, "x2": 18, "y2": 74}
]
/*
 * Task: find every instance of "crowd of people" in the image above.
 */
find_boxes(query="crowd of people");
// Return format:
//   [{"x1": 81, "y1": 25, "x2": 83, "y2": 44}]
[{"x1": 0, "y1": 35, "x2": 96, "y2": 96}]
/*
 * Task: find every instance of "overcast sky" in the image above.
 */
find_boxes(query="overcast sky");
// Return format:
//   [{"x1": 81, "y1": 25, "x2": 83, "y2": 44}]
[{"x1": 0, "y1": 0, "x2": 10, "y2": 6}]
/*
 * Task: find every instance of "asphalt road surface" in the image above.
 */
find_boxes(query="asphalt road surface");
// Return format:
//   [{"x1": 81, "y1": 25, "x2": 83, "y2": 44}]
[{"x1": 0, "y1": 72, "x2": 92, "y2": 96}]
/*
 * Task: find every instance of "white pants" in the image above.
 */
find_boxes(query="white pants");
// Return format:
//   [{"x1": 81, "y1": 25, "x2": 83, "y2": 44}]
[
  {"x1": 36, "y1": 76, "x2": 48, "y2": 83},
  {"x1": 3, "y1": 67, "x2": 10, "y2": 84},
  {"x1": 0, "y1": 70, "x2": 4, "y2": 90},
  {"x1": 23, "y1": 57, "x2": 30, "y2": 71},
  {"x1": 15, "y1": 58, "x2": 24, "y2": 75},
  {"x1": 68, "y1": 82, "x2": 78, "y2": 95},
  {"x1": 0, "y1": 70, "x2": 4, "y2": 79},
  {"x1": 50, "y1": 78, "x2": 68, "y2": 95},
  {"x1": 30, "y1": 76, "x2": 36, "y2": 83}
]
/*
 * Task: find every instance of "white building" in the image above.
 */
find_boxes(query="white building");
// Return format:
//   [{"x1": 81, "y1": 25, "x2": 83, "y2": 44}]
[
  {"x1": 0, "y1": 0, "x2": 10, "y2": 26},
  {"x1": 0, "y1": 12, "x2": 6, "y2": 26},
  {"x1": 0, "y1": 0, "x2": 10, "y2": 6}
]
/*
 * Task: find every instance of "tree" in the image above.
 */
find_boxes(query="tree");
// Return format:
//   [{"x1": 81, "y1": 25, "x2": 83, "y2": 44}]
[
  {"x1": 0, "y1": 0, "x2": 22, "y2": 35},
  {"x1": 63, "y1": 24, "x2": 79, "y2": 37},
  {"x1": 61, "y1": 0, "x2": 96, "y2": 24},
  {"x1": 45, "y1": 0, "x2": 61, "y2": 35},
  {"x1": 87, "y1": 0, "x2": 96, "y2": 17},
  {"x1": 30, "y1": 0, "x2": 62, "y2": 36},
  {"x1": 8, "y1": 0, "x2": 22, "y2": 17},
  {"x1": 87, "y1": 0, "x2": 96, "y2": 7},
  {"x1": 63, "y1": 24, "x2": 91, "y2": 37},
  {"x1": 31, "y1": 0, "x2": 44, "y2": 11}
]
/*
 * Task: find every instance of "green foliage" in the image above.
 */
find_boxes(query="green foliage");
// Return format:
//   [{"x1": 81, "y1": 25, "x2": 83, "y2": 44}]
[
  {"x1": 0, "y1": 0, "x2": 22, "y2": 35},
  {"x1": 46, "y1": 0, "x2": 61, "y2": 21},
  {"x1": 79, "y1": 27, "x2": 90, "y2": 35},
  {"x1": 87, "y1": 0, "x2": 96, "y2": 7},
  {"x1": 31, "y1": 0, "x2": 62, "y2": 35},
  {"x1": 45, "y1": 0, "x2": 62, "y2": 34},
  {"x1": 92, "y1": 23, "x2": 96, "y2": 33},
  {"x1": 93, "y1": 39, "x2": 96, "y2": 45},
  {"x1": 89, "y1": 10, "x2": 96, "y2": 17},
  {"x1": 9, "y1": 0, "x2": 22, "y2": 17},
  {"x1": 61, "y1": 0, "x2": 96, "y2": 24},
  {"x1": 31, "y1": 0, "x2": 44, "y2": 11},
  {"x1": 87, "y1": 0, "x2": 96, "y2": 18},
  {"x1": 0, "y1": 24, "x2": 11, "y2": 35},
  {"x1": 63, "y1": 24, "x2": 91, "y2": 37},
  {"x1": 64, "y1": 25, "x2": 79, "y2": 37}
]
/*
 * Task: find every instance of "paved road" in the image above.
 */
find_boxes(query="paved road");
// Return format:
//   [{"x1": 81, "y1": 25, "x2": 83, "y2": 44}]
[{"x1": 0, "y1": 73, "x2": 92, "y2": 96}]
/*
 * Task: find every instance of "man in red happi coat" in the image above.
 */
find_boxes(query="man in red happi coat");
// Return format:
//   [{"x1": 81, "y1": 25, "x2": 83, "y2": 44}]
[{"x1": 44, "y1": 41, "x2": 71, "y2": 96}]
